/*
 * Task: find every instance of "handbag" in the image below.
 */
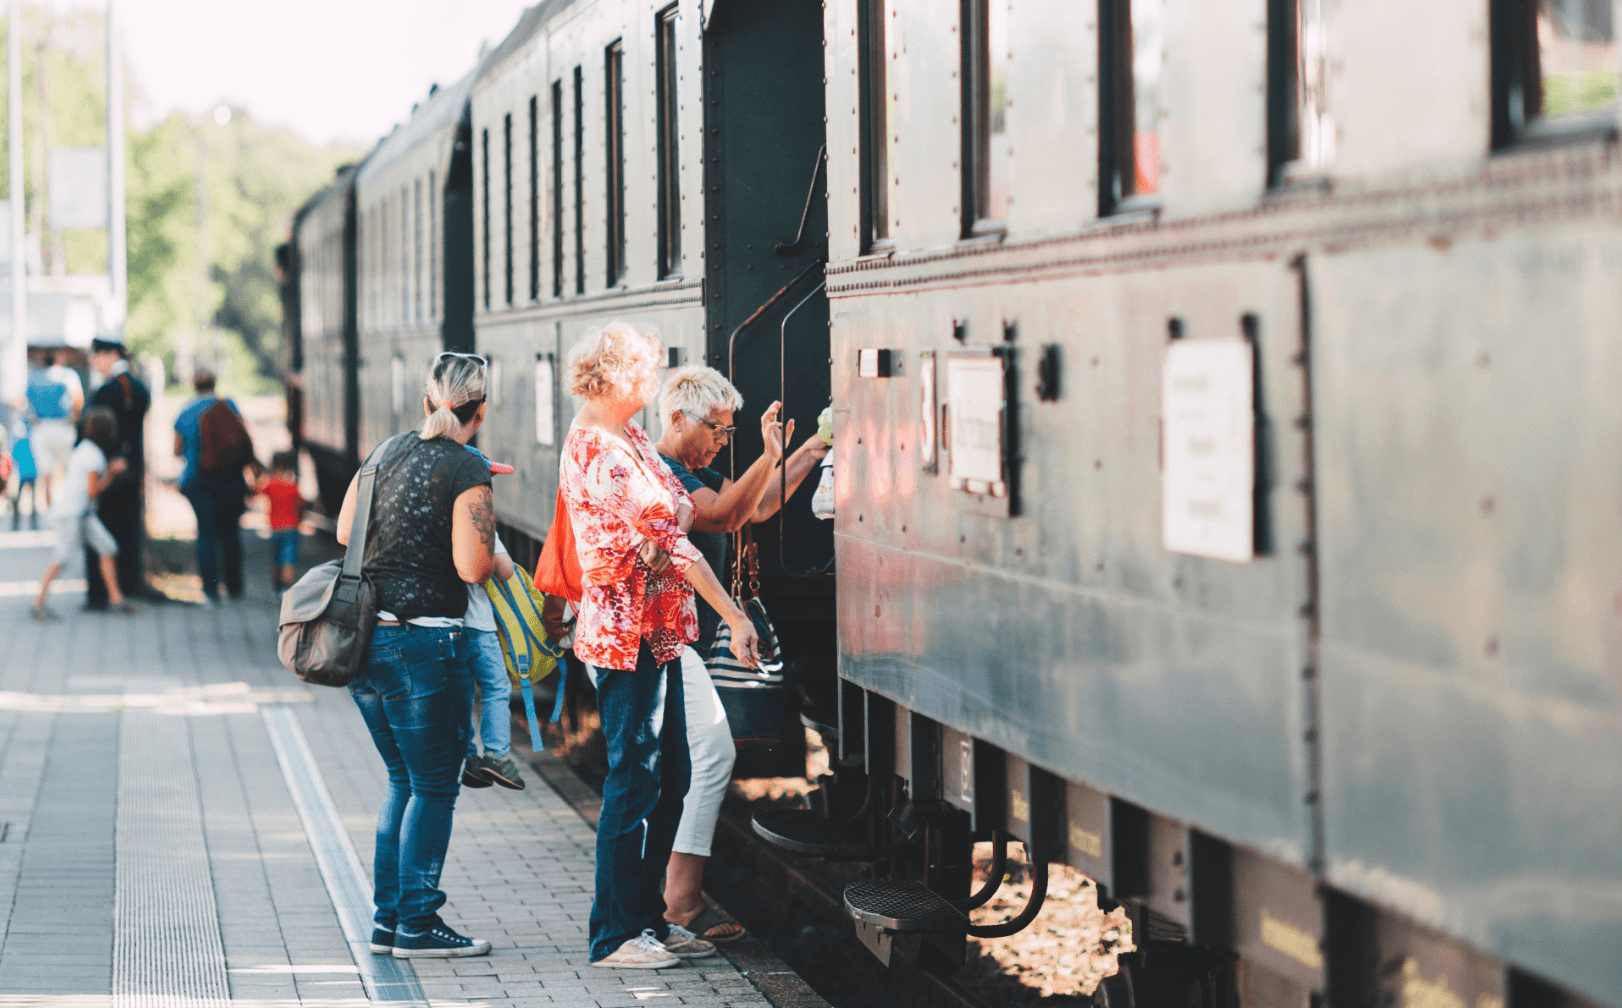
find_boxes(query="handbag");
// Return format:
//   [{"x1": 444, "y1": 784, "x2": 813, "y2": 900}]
[
  {"x1": 276, "y1": 436, "x2": 397, "y2": 687},
  {"x1": 708, "y1": 525, "x2": 786, "y2": 745},
  {"x1": 534, "y1": 488, "x2": 583, "y2": 602},
  {"x1": 485, "y1": 566, "x2": 566, "y2": 753}
]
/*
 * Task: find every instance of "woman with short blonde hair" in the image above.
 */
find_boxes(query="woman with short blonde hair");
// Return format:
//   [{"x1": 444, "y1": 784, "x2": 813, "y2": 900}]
[
  {"x1": 558, "y1": 321, "x2": 760, "y2": 969},
  {"x1": 651, "y1": 364, "x2": 828, "y2": 944}
]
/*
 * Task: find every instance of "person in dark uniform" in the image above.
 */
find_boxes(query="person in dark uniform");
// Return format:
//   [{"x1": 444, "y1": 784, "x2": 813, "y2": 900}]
[{"x1": 82, "y1": 336, "x2": 150, "y2": 609}]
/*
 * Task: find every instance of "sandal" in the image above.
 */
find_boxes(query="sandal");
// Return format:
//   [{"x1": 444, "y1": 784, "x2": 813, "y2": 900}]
[{"x1": 681, "y1": 905, "x2": 746, "y2": 945}]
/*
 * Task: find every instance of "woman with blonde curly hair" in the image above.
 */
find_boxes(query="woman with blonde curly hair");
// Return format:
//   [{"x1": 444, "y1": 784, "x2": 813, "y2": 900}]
[{"x1": 559, "y1": 321, "x2": 760, "y2": 969}]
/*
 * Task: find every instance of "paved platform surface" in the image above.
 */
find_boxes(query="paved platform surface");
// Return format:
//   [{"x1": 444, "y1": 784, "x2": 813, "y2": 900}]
[{"x1": 0, "y1": 527, "x2": 777, "y2": 1008}]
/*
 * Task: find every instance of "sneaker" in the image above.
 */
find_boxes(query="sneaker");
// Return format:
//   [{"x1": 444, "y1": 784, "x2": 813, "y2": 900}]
[
  {"x1": 461, "y1": 758, "x2": 493, "y2": 788},
  {"x1": 392, "y1": 920, "x2": 490, "y2": 958},
  {"x1": 115, "y1": 601, "x2": 138, "y2": 615},
  {"x1": 368, "y1": 928, "x2": 394, "y2": 954},
  {"x1": 474, "y1": 753, "x2": 525, "y2": 790},
  {"x1": 590, "y1": 929, "x2": 681, "y2": 970},
  {"x1": 661, "y1": 924, "x2": 717, "y2": 959},
  {"x1": 29, "y1": 605, "x2": 57, "y2": 622}
]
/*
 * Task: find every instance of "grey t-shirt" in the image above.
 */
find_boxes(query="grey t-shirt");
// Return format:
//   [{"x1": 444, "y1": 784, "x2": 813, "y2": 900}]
[
  {"x1": 363, "y1": 434, "x2": 492, "y2": 620},
  {"x1": 464, "y1": 533, "x2": 509, "y2": 633}
]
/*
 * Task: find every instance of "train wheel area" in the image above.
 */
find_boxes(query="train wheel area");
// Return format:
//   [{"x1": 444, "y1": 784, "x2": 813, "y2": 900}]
[{"x1": 0, "y1": 527, "x2": 811, "y2": 1008}]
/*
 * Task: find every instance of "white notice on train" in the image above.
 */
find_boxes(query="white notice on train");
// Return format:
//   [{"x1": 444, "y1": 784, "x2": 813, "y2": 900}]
[
  {"x1": 1161, "y1": 338, "x2": 1254, "y2": 563},
  {"x1": 947, "y1": 352, "x2": 1005, "y2": 497},
  {"x1": 535, "y1": 356, "x2": 555, "y2": 446}
]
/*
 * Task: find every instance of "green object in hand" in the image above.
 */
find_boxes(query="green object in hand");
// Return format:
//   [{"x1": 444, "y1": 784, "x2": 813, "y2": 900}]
[{"x1": 817, "y1": 406, "x2": 833, "y2": 446}]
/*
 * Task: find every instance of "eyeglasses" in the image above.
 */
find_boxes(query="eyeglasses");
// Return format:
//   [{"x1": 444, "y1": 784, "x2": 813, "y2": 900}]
[
  {"x1": 682, "y1": 410, "x2": 736, "y2": 436},
  {"x1": 436, "y1": 351, "x2": 487, "y2": 366}
]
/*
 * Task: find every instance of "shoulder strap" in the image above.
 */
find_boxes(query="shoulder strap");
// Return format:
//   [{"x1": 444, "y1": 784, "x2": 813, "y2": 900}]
[{"x1": 341, "y1": 435, "x2": 403, "y2": 580}]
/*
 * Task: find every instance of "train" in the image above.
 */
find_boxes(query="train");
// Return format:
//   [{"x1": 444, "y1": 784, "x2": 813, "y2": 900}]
[{"x1": 276, "y1": 2, "x2": 1622, "y2": 1008}]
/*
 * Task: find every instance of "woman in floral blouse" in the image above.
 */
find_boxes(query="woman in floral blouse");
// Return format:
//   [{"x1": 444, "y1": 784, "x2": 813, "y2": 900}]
[{"x1": 560, "y1": 321, "x2": 760, "y2": 970}]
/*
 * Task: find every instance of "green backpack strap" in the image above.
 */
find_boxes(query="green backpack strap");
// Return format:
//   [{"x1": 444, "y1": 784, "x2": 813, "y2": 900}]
[{"x1": 491, "y1": 576, "x2": 568, "y2": 732}]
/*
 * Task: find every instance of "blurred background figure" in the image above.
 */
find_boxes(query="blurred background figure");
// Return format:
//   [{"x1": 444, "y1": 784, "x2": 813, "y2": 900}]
[
  {"x1": 24, "y1": 352, "x2": 83, "y2": 511},
  {"x1": 82, "y1": 337, "x2": 150, "y2": 610},
  {"x1": 4, "y1": 416, "x2": 34, "y2": 529},
  {"x1": 173, "y1": 369, "x2": 254, "y2": 604},
  {"x1": 255, "y1": 449, "x2": 305, "y2": 592}
]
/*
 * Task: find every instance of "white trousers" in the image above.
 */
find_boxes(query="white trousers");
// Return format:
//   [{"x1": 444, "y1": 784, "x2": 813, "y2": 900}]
[{"x1": 585, "y1": 645, "x2": 736, "y2": 858}]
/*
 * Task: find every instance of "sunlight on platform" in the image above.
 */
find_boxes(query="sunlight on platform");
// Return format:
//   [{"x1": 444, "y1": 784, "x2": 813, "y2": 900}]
[{"x1": 0, "y1": 681, "x2": 311, "y2": 715}]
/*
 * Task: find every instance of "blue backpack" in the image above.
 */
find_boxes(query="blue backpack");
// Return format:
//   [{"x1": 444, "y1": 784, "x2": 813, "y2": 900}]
[{"x1": 25, "y1": 370, "x2": 71, "y2": 420}]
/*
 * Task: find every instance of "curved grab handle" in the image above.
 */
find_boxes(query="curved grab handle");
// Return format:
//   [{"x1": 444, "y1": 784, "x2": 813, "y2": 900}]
[
  {"x1": 965, "y1": 843, "x2": 1048, "y2": 938},
  {"x1": 954, "y1": 831, "x2": 1008, "y2": 912}
]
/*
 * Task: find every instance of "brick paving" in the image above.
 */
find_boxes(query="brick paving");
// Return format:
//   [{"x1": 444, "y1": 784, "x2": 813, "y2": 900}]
[{"x1": 0, "y1": 527, "x2": 785, "y2": 1007}]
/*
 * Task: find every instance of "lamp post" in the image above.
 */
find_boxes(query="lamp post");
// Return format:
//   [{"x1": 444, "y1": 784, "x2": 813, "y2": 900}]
[
  {"x1": 107, "y1": 0, "x2": 124, "y2": 333},
  {"x1": 3, "y1": 0, "x2": 25, "y2": 408}
]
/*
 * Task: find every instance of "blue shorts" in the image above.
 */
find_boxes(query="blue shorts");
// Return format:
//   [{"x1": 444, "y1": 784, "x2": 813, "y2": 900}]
[{"x1": 271, "y1": 528, "x2": 298, "y2": 567}]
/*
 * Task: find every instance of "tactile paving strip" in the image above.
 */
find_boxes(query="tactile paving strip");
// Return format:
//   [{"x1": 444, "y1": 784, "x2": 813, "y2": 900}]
[{"x1": 111, "y1": 712, "x2": 230, "y2": 1008}]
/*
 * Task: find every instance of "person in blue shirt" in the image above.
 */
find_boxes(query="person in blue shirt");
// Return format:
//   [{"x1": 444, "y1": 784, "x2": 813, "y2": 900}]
[
  {"x1": 6, "y1": 417, "x2": 37, "y2": 530},
  {"x1": 173, "y1": 369, "x2": 249, "y2": 603},
  {"x1": 25, "y1": 351, "x2": 84, "y2": 508},
  {"x1": 648, "y1": 365, "x2": 828, "y2": 946}
]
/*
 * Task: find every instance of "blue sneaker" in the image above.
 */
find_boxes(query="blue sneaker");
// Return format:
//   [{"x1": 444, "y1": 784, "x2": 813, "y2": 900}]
[
  {"x1": 393, "y1": 920, "x2": 491, "y2": 958},
  {"x1": 368, "y1": 928, "x2": 394, "y2": 954}
]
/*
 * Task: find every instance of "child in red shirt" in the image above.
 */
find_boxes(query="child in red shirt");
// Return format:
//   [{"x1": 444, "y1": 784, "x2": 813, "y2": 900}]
[{"x1": 257, "y1": 451, "x2": 306, "y2": 591}]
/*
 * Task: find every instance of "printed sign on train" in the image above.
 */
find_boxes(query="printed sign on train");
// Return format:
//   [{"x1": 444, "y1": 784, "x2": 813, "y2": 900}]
[
  {"x1": 947, "y1": 352, "x2": 1005, "y2": 497},
  {"x1": 1161, "y1": 337, "x2": 1254, "y2": 563}
]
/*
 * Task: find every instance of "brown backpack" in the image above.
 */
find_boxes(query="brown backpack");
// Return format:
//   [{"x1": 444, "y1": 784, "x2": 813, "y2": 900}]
[{"x1": 198, "y1": 399, "x2": 254, "y2": 477}]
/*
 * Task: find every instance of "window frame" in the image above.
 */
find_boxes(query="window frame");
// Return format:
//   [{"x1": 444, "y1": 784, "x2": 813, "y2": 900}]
[
  {"x1": 529, "y1": 94, "x2": 540, "y2": 301},
  {"x1": 504, "y1": 111, "x2": 515, "y2": 306},
  {"x1": 481, "y1": 127, "x2": 491, "y2": 310},
  {"x1": 605, "y1": 40, "x2": 627, "y2": 288},
  {"x1": 959, "y1": 0, "x2": 1001, "y2": 236},
  {"x1": 429, "y1": 169, "x2": 437, "y2": 319},
  {"x1": 1490, "y1": 0, "x2": 1620, "y2": 151},
  {"x1": 551, "y1": 81, "x2": 565, "y2": 298},
  {"x1": 573, "y1": 65, "x2": 586, "y2": 296},
  {"x1": 655, "y1": 5, "x2": 682, "y2": 278},
  {"x1": 413, "y1": 177, "x2": 423, "y2": 322},
  {"x1": 859, "y1": 0, "x2": 891, "y2": 250},
  {"x1": 400, "y1": 185, "x2": 410, "y2": 323}
]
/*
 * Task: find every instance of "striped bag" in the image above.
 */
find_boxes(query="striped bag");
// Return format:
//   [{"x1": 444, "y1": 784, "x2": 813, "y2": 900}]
[
  {"x1": 484, "y1": 566, "x2": 566, "y2": 753},
  {"x1": 707, "y1": 529, "x2": 786, "y2": 745}
]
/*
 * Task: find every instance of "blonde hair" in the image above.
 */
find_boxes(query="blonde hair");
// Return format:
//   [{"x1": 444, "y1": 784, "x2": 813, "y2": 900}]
[
  {"x1": 422, "y1": 354, "x2": 487, "y2": 440},
  {"x1": 567, "y1": 320, "x2": 663, "y2": 404},
  {"x1": 660, "y1": 365, "x2": 743, "y2": 425}
]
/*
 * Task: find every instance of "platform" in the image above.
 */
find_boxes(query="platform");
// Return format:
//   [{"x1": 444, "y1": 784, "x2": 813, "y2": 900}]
[{"x1": 0, "y1": 527, "x2": 784, "y2": 1008}]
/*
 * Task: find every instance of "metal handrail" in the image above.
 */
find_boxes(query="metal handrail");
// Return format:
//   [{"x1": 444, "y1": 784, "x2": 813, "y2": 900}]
[
  {"x1": 780, "y1": 278, "x2": 832, "y2": 577},
  {"x1": 725, "y1": 258, "x2": 826, "y2": 479},
  {"x1": 775, "y1": 144, "x2": 827, "y2": 256}
]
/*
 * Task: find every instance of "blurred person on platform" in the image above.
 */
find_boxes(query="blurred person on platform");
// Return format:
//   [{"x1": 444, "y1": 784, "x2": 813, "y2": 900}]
[
  {"x1": 174, "y1": 370, "x2": 256, "y2": 604},
  {"x1": 24, "y1": 351, "x2": 84, "y2": 507},
  {"x1": 559, "y1": 321, "x2": 758, "y2": 969},
  {"x1": 6, "y1": 416, "x2": 37, "y2": 529},
  {"x1": 255, "y1": 450, "x2": 306, "y2": 592},
  {"x1": 649, "y1": 366, "x2": 828, "y2": 945},
  {"x1": 32, "y1": 407, "x2": 134, "y2": 619},
  {"x1": 334, "y1": 352, "x2": 496, "y2": 959},
  {"x1": 82, "y1": 337, "x2": 150, "y2": 609}
]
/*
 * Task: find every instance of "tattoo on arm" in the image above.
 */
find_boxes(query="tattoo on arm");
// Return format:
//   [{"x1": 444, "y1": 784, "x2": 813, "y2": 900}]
[{"x1": 468, "y1": 485, "x2": 495, "y2": 549}]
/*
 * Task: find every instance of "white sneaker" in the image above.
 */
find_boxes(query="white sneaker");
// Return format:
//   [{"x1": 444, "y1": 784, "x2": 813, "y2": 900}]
[
  {"x1": 590, "y1": 929, "x2": 681, "y2": 969},
  {"x1": 662, "y1": 924, "x2": 717, "y2": 959}
]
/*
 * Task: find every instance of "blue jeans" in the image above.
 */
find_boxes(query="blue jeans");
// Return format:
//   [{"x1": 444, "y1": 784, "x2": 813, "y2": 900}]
[
  {"x1": 588, "y1": 642, "x2": 690, "y2": 961},
  {"x1": 182, "y1": 479, "x2": 244, "y2": 600},
  {"x1": 348, "y1": 623, "x2": 472, "y2": 935},
  {"x1": 466, "y1": 629, "x2": 511, "y2": 758},
  {"x1": 271, "y1": 528, "x2": 299, "y2": 567}
]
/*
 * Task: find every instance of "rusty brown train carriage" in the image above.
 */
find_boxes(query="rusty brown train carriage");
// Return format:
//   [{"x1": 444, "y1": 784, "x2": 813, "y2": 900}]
[{"x1": 814, "y1": 1, "x2": 1622, "y2": 1007}]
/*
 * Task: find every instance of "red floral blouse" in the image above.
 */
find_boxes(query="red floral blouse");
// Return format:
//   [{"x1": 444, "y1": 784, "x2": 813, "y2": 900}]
[{"x1": 559, "y1": 419, "x2": 702, "y2": 669}]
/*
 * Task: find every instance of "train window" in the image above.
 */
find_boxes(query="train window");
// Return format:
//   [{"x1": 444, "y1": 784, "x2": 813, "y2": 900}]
[
  {"x1": 551, "y1": 80, "x2": 564, "y2": 298},
  {"x1": 656, "y1": 5, "x2": 681, "y2": 278},
  {"x1": 1266, "y1": 0, "x2": 1333, "y2": 184},
  {"x1": 481, "y1": 127, "x2": 491, "y2": 310},
  {"x1": 429, "y1": 169, "x2": 437, "y2": 318},
  {"x1": 529, "y1": 95, "x2": 539, "y2": 301},
  {"x1": 573, "y1": 65, "x2": 585, "y2": 296},
  {"x1": 1098, "y1": 0, "x2": 1164, "y2": 216},
  {"x1": 859, "y1": 0, "x2": 889, "y2": 247},
  {"x1": 961, "y1": 0, "x2": 1010, "y2": 234},
  {"x1": 489, "y1": 355, "x2": 503, "y2": 408},
  {"x1": 504, "y1": 112, "x2": 515, "y2": 306},
  {"x1": 1492, "y1": 0, "x2": 1619, "y2": 147},
  {"x1": 605, "y1": 41, "x2": 626, "y2": 288},
  {"x1": 413, "y1": 178, "x2": 423, "y2": 323}
]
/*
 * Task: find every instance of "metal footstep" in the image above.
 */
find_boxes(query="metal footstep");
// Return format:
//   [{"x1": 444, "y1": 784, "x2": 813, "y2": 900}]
[
  {"x1": 843, "y1": 880, "x2": 970, "y2": 933},
  {"x1": 751, "y1": 807, "x2": 882, "y2": 860}
]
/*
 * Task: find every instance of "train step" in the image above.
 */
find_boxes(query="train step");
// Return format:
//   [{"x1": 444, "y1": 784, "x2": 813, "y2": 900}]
[
  {"x1": 751, "y1": 808, "x2": 881, "y2": 859},
  {"x1": 843, "y1": 880, "x2": 970, "y2": 933}
]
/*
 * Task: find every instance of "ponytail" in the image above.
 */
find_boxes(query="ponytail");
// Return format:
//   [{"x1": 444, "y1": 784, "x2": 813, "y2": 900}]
[
  {"x1": 421, "y1": 354, "x2": 487, "y2": 440},
  {"x1": 421, "y1": 400, "x2": 462, "y2": 440}
]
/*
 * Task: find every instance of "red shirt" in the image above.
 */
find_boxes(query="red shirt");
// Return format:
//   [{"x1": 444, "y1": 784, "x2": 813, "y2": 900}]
[
  {"x1": 261, "y1": 478, "x2": 303, "y2": 530},
  {"x1": 560, "y1": 420, "x2": 701, "y2": 670}
]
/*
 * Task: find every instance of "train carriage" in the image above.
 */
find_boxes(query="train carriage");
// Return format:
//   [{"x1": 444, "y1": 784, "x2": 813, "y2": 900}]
[{"x1": 813, "y1": 1, "x2": 1622, "y2": 1007}]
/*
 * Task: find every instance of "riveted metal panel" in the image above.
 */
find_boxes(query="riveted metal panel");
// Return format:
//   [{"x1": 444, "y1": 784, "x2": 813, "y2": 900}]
[
  {"x1": 834, "y1": 258, "x2": 1314, "y2": 861},
  {"x1": 1313, "y1": 234, "x2": 1622, "y2": 1007}
]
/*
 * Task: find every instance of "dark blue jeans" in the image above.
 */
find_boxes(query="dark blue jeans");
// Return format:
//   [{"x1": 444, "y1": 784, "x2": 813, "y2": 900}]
[
  {"x1": 182, "y1": 479, "x2": 244, "y2": 600},
  {"x1": 348, "y1": 623, "x2": 472, "y2": 935},
  {"x1": 588, "y1": 642, "x2": 689, "y2": 961}
]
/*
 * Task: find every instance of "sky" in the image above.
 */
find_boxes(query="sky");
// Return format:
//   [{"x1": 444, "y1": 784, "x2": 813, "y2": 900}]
[{"x1": 93, "y1": 0, "x2": 533, "y2": 148}]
